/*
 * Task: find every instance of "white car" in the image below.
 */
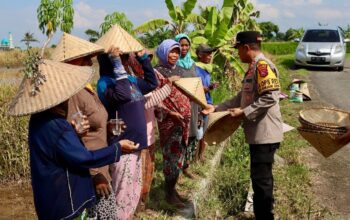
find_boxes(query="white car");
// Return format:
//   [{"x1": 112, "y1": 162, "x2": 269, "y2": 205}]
[{"x1": 294, "y1": 27, "x2": 350, "y2": 71}]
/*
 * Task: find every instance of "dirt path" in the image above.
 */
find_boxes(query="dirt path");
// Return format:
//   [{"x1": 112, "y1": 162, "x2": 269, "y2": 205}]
[
  {"x1": 0, "y1": 182, "x2": 36, "y2": 220},
  {"x1": 302, "y1": 61, "x2": 350, "y2": 219}
]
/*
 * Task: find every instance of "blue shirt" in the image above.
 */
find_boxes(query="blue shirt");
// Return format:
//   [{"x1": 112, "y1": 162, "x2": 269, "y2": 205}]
[
  {"x1": 28, "y1": 111, "x2": 120, "y2": 220},
  {"x1": 196, "y1": 66, "x2": 213, "y2": 104},
  {"x1": 97, "y1": 56, "x2": 158, "y2": 150}
]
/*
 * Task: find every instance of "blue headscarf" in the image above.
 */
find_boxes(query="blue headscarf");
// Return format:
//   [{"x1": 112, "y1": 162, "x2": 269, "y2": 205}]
[
  {"x1": 156, "y1": 39, "x2": 180, "y2": 69},
  {"x1": 174, "y1": 33, "x2": 195, "y2": 70}
]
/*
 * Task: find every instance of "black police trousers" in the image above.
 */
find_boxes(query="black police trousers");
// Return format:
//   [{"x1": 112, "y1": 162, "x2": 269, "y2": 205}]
[{"x1": 249, "y1": 143, "x2": 280, "y2": 220}]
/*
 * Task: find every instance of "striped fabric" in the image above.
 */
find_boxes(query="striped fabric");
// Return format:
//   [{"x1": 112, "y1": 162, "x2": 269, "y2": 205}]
[{"x1": 144, "y1": 84, "x2": 171, "y2": 109}]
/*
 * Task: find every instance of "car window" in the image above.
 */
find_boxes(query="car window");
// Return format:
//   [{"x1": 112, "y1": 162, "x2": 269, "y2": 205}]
[{"x1": 302, "y1": 30, "x2": 340, "y2": 42}]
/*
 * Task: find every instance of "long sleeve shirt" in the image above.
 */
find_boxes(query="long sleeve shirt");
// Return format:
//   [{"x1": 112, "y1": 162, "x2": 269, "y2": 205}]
[
  {"x1": 28, "y1": 111, "x2": 121, "y2": 220},
  {"x1": 216, "y1": 53, "x2": 283, "y2": 144},
  {"x1": 106, "y1": 55, "x2": 158, "y2": 150}
]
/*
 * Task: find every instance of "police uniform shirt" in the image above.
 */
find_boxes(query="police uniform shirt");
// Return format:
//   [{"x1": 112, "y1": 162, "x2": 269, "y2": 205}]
[{"x1": 216, "y1": 53, "x2": 283, "y2": 144}]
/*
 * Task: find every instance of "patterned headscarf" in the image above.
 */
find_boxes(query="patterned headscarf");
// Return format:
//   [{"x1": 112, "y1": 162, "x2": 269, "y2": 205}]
[
  {"x1": 174, "y1": 33, "x2": 195, "y2": 70},
  {"x1": 156, "y1": 39, "x2": 180, "y2": 69}
]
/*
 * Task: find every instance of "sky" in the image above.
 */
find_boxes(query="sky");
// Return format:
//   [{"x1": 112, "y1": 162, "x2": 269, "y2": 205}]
[{"x1": 1, "y1": 0, "x2": 350, "y2": 49}]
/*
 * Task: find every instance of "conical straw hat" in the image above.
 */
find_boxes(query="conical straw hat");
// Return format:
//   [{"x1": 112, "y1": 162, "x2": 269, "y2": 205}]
[
  {"x1": 8, "y1": 59, "x2": 93, "y2": 116},
  {"x1": 299, "y1": 107, "x2": 350, "y2": 128},
  {"x1": 96, "y1": 24, "x2": 144, "y2": 53},
  {"x1": 204, "y1": 111, "x2": 241, "y2": 145},
  {"x1": 298, "y1": 127, "x2": 347, "y2": 158},
  {"x1": 174, "y1": 77, "x2": 208, "y2": 108},
  {"x1": 51, "y1": 33, "x2": 104, "y2": 62}
]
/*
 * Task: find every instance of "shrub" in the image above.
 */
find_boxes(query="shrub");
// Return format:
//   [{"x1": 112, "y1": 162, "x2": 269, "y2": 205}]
[{"x1": 0, "y1": 85, "x2": 30, "y2": 182}]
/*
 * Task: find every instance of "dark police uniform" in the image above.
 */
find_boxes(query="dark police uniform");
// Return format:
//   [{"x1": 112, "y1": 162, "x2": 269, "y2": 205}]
[{"x1": 215, "y1": 31, "x2": 283, "y2": 220}]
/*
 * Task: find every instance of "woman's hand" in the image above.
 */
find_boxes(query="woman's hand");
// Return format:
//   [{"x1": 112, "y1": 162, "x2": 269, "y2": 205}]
[
  {"x1": 108, "y1": 46, "x2": 123, "y2": 58},
  {"x1": 93, "y1": 173, "x2": 111, "y2": 198},
  {"x1": 169, "y1": 111, "x2": 184, "y2": 125},
  {"x1": 71, "y1": 115, "x2": 90, "y2": 136},
  {"x1": 119, "y1": 140, "x2": 139, "y2": 153},
  {"x1": 201, "y1": 104, "x2": 215, "y2": 115}
]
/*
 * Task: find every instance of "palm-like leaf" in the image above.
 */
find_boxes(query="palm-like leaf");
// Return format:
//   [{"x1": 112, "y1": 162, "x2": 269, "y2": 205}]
[
  {"x1": 182, "y1": 0, "x2": 197, "y2": 19},
  {"x1": 204, "y1": 7, "x2": 218, "y2": 39},
  {"x1": 186, "y1": 13, "x2": 206, "y2": 28},
  {"x1": 165, "y1": 0, "x2": 177, "y2": 21},
  {"x1": 134, "y1": 19, "x2": 170, "y2": 34}
]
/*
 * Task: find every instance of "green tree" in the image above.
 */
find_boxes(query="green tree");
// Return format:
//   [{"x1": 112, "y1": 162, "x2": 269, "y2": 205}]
[
  {"x1": 139, "y1": 27, "x2": 173, "y2": 49},
  {"x1": 285, "y1": 28, "x2": 304, "y2": 41},
  {"x1": 85, "y1": 29, "x2": 100, "y2": 43},
  {"x1": 100, "y1": 12, "x2": 134, "y2": 35},
  {"x1": 21, "y1": 32, "x2": 39, "y2": 49},
  {"x1": 37, "y1": 0, "x2": 74, "y2": 56},
  {"x1": 339, "y1": 25, "x2": 350, "y2": 38},
  {"x1": 259, "y1": 22, "x2": 279, "y2": 41},
  {"x1": 134, "y1": 0, "x2": 205, "y2": 35},
  {"x1": 230, "y1": 0, "x2": 260, "y2": 30}
]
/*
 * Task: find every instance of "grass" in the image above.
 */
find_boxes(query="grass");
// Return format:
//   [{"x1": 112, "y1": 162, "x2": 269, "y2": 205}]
[{"x1": 0, "y1": 48, "x2": 52, "y2": 68}]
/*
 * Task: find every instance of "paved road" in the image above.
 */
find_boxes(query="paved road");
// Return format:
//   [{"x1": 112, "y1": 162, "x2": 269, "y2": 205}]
[
  {"x1": 309, "y1": 61, "x2": 350, "y2": 110},
  {"x1": 307, "y1": 60, "x2": 350, "y2": 218}
]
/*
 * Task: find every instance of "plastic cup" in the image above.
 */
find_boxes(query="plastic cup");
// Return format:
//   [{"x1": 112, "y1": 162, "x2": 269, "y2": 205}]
[
  {"x1": 110, "y1": 119, "x2": 123, "y2": 136},
  {"x1": 72, "y1": 111, "x2": 84, "y2": 133}
]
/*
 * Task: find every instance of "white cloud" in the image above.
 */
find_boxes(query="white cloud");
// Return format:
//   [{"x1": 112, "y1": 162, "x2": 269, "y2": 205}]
[
  {"x1": 74, "y1": 1, "x2": 107, "y2": 29},
  {"x1": 308, "y1": 0, "x2": 322, "y2": 5},
  {"x1": 280, "y1": 0, "x2": 322, "y2": 6},
  {"x1": 283, "y1": 11, "x2": 296, "y2": 18},
  {"x1": 251, "y1": 0, "x2": 279, "y2": 19},
  {"x1": 313, "y1": 9, "x2": 344, "y2": 19}
]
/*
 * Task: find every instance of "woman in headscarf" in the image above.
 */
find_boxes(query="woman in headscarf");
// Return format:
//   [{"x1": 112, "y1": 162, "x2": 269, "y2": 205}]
[
  {"x1": 174, "y1": 33, "x2": 201, "y2": 179},
  {"x1": 154, "y1": 39, "x2": 192, "y2": 207},
  {"x1": 97, "y1": 46, "x2": 158, "y2": 219},
  {"x1": 8, "y1": 56, "x2": 137, "y2": 220},
  {"x1": 51, "y1": 33, "x2": 118, "y2": 219}
]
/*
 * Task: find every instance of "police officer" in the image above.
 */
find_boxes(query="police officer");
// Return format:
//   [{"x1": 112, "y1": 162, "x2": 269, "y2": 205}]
[{"x1": 203, "y1": 31, "x2": 283, "y2": 220}]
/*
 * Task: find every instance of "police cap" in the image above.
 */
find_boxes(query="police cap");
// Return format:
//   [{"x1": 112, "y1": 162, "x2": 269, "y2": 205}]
[{"x1": 233, "y1": 31, "x2": 263, "y2": 48}]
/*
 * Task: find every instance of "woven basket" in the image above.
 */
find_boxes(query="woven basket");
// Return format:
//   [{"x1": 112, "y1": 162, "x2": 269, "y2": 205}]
[
  {"x1": 297, "y1": 127, "x2": 347, "y2": 158},
  {"x1": 298, "y1": 116, "x2": 347, "y2": 133},
  {"x1": 204, "y1": 111, "x2": 241, "y2": 145},
  {"x1": 174, "y1": 77, "x2": 208, "y2": 108},
  {"x1": 299, "y1": 107, "x2": 350, "y2": 129}
]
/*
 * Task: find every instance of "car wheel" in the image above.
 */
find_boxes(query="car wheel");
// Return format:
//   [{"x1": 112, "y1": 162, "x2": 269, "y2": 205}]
[
  {"x1": 293, "y1": 64, "x2": 300, "y2": 70},
  {"x1": 337, "y1": 66, "x2": 344, "y2": 71}
]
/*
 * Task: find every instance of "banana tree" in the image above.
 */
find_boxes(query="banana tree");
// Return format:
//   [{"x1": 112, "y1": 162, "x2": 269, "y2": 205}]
[
  {"x1": 190, "y1": 4, "x2": 246, "y2": 76},
  {"x1": 134, "y1": 0, "x2": 205, "y2": 35}
]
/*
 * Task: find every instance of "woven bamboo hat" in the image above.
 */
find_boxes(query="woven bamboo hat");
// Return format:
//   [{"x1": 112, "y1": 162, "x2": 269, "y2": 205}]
[
  {"x1": 299, "y1": 107, "x2": 350, "y2": 128},
  {"x1": 298, "y1": 127, "x2": 347, "y2": 158},
  {"x1": 96, "y1": 24, "x2": 144, "y2": 53},
  {"x1": 174, "y1": 77, "x2": 208, "y2": 108},
  {"x1": 204, "y1": 111, "x2": 241, "y2": 145},
  {"x1": 51, "y1": 33, "x2": 104, "y2": 62},
  {"x1": 8, "y1": 59, "x2": 93, "y2": 116}
]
